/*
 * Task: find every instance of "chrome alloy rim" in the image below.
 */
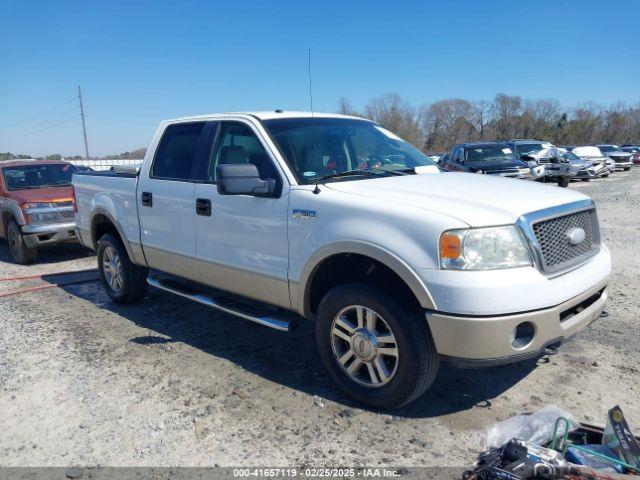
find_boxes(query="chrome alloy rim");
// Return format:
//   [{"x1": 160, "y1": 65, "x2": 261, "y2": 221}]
[
  {"x1": 330, "y1": 305, "x2": 399, "y2": 387},
  {"x1": 102, "y1": 246, "x2": 123, "y2": 293}
]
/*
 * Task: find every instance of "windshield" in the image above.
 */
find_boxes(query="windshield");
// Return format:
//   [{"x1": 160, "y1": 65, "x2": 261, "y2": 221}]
[
  {"x1": 1, "y1": 163, "x2": 77, "y2": 191},
  {"x1": 262, "y1": 118, "x2": 436, "y2": 183},
  {"x1": 516, "y1": 143, "x2": 545, "y2": 156},
  {"x1": 562, "y1": 152, "x2": 581, "y2": 162},
  {"x1": 465, "y1": 145, "x2": 515, "y2": 162},
  {"x1": 598, "y1": 145, "x2": 618, "y2": 152}
]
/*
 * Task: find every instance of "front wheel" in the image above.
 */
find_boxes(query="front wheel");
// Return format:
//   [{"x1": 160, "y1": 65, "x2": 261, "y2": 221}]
[
  {"x1": 557, "y1": 176, "x2": 570, "y2": 188},
  {"x1": 97, "y1": 234, "x2": 148, "y2": 303},
  {"x1": 6, "y1": 219, "x2": 37, "y2": 264},
  {"x1": 316, "y1": 284, "x2": 439, "y2": 409}
]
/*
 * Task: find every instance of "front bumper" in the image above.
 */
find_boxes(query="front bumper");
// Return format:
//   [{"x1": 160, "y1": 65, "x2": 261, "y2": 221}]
[
  {"x1": 22, "y1": 222, "x2": 78, "y2": 248},
  {"x1": 542, "y1": 163, "x2": 580, "y2": 178},
  {"x1": 612, "y1": 160, "x2": 633, "y2": 169},
  {"x1": 427, "y1": 279, "x2": 608, "y2": 366}
]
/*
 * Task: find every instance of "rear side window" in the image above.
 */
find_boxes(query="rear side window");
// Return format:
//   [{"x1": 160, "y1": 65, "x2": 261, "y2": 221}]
[{"x1": 152, "y1": 122, "x2": 205, "y2": 180}]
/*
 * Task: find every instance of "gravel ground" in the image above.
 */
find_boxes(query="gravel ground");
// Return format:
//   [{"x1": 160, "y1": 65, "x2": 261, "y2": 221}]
[{"x1": 0, "y1": 170, "x2": 639, "y2": 468}]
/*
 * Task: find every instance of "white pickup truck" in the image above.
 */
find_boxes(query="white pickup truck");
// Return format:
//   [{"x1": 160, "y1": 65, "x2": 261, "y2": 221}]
[{"x1": 73, "y1": 112, "x2": 611, "y2": 408}]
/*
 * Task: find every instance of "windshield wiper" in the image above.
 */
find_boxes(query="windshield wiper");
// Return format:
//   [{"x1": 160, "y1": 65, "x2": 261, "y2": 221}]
[{"x1": 314, "y1": 168, "x2": 392, "y2": 183}]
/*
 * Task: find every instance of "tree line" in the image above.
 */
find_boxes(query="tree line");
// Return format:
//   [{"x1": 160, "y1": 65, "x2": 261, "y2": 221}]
[{"x1": 338, "y1": 93, "x2": 640, "y2": 153}]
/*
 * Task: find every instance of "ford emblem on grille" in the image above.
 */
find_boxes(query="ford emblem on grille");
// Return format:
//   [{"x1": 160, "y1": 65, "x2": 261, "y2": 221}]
[{"x1": 566, "y1": 227, "x2": 586, "y2": 246}]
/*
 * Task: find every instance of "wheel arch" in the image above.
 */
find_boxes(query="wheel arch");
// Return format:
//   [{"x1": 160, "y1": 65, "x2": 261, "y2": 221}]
[
  {"x1": 297, "y1": 241, "x2": 436, "y2": 319},
  {"x1": 90, "y1": 208, "x2": 138, "y2": 264}
]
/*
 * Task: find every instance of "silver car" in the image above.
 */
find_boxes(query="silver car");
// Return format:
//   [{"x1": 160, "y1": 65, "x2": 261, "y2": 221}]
[{"x1": 596, "y1": 144, "x2": 633, "y2": 171}]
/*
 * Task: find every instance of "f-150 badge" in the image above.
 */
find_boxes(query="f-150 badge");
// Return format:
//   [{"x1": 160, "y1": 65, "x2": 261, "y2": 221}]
[{"x1": 292, "y1": 209, "x2": 316, "y2": 220}]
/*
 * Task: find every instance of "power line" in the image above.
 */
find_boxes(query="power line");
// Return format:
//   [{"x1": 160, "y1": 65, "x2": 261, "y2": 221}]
[
  {"x1": 0, "y1": 114, "x2": 81, "y2": 141},
  {"x1": 0, "y1": 97, "x2": 77, "y2": 130},
  {"x1": 0, "y1": 105, "x2": 79, "y2": 137}
]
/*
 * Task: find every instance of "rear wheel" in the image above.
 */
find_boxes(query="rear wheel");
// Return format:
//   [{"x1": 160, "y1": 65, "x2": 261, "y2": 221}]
[
  {"x1": 316, "y1": 284, "x2": 439, "y2": 409},
  {"x1": 97, "y1": 233, "x2": 148, "y2": 303},
  {"x1": 580, "y1": 178, "x2": 590, "y2": 182},
  {"x1": 557, "y1": 176, "x2": 570, "y2": 188},
  {"x1": 6, "y1": 219, "x2": 37, "y2": 264}
]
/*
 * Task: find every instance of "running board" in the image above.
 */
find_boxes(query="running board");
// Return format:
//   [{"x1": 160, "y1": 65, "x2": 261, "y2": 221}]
[{"x1": 146, "y1": 276, "x2": 294, "y2": 332}]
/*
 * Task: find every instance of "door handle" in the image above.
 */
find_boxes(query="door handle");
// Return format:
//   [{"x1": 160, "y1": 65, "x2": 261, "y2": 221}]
[
  {"x1": 141, "y1": 191, "x2": 153, "y2": 207},
  {"x1": 196, "y1": 198, "x2": 211, "y2": 216}
]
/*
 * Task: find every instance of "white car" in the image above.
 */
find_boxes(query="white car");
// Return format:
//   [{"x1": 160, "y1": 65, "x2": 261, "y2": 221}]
[{"x1": 73, "y1": 112, "x2": 611, "y2": 408}]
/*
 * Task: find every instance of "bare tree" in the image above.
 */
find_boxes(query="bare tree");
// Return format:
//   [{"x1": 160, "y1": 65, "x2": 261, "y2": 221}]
[
  {"x1": 337, "y1": 98, "x2": 360, "y2": 117},
  {"x1": 363, "y1": 93, "x2": 423, "y2": 148},
  {"x1": 337, "y1": 93, "x2": 640, "y2": 150}
]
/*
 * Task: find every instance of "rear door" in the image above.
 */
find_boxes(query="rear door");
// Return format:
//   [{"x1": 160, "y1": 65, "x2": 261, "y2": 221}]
[
  {"x1": 193, "y1": 120, "x2": 291, "y2": 308},
  {"x1": 137, "y1": 122, "x2": 208, "y2": 282}
]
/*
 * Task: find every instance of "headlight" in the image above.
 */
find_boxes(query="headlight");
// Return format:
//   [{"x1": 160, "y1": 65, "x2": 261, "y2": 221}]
[
  {"x1": 440, "y1": 226, "x2": 532, "y2": 270},
  {"x1": 22, "y1": 202, "x2": 53, "y2": 209},
  {"x1": 26, "y1": 212, "x2": 60, "y2": 225}
]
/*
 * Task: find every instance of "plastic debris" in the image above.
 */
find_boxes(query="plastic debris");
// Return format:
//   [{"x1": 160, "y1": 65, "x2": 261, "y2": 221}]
[{"x1": 482, "y1": 406, "x2": 580, "y2": 449}]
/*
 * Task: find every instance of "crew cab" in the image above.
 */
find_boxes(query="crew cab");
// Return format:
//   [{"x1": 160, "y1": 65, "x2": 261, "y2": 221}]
[
  {"x1": 73, "y1": 112, "x2": 611, "y2": 409},
  {"x1": 0, "y1": 160, "x2": 78, "y2": 263},
  {"x1": 441, "y1": 142, "x2": 535, "y2": 179}
]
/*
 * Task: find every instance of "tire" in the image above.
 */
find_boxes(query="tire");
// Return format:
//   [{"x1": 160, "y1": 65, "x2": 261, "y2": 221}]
[
  {"x1": 602, "y1": 174, "x2": 609, "y2": 178},
  {"x1": 316, "y1": 284, "x2": 439, "y2": 409},
  {"x1": 6, "y1": 219, "x2": 37, "y2": 264},
  {"x1": 97, "y1": 233, "x2": 148, "y2": 303},
  {"x1": 557, "y1": 176, "x2": 570, "y2": 188},
  {"x1": 624, "y1": 167, "x2": 631, "y2": 171},
  {"x1": 580, "y1": 178, "x2": 590, "y2": 182}
]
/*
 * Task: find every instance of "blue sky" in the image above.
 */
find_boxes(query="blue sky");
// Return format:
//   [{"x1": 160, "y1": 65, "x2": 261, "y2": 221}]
[{"x1": 1, "y1": 0, "x2": 639, "y2": 157}]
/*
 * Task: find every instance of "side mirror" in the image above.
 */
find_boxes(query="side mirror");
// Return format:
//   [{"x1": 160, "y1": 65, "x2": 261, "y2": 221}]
[
  {"x1": 217, "y1": 163, "x2": 276, "y2": 196},
  {"x1": 520, "y1": 154, "x2": 535, "y2": 162}
]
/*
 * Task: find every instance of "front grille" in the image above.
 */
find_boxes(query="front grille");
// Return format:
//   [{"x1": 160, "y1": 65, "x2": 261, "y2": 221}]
[
  {"x1": 531, "y1": 210, "x2": 597, "y2": 273},
  {"x1": 59, "y1": 210, "x2": 75, "y2": 220},
  {"x1": 611, "y1": 156, "x2": 629, "y2": 163}
]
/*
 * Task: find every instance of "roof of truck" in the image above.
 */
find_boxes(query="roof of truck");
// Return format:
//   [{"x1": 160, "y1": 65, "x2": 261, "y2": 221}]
[
  {"x1": 0, "y1": 159, "x2": 71, "y2": 169},
  {"x1": 165, "y1": 111, "x2": 367, "y2": 123}
]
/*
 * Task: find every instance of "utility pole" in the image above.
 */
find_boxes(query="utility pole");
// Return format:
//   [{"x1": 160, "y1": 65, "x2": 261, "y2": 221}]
[{"x1": 77, "y1": 85, "x2": 90, "y2": 159}]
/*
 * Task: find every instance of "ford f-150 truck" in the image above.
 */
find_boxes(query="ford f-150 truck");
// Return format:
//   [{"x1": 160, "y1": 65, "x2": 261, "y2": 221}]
[
  {"x1": 1, "y1": 160, "x2": 78, "y2": 263},
  {"x1": 73, "y1": 112, "x2": 611, "y2": 408}
]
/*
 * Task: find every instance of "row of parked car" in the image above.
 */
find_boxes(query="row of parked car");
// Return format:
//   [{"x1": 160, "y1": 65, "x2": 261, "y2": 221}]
[{"x1": 434, "y1": 140, "x2": 639, "y2": 187}]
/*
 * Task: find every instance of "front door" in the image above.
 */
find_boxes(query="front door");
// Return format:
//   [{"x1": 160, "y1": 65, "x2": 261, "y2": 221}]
[{"x1": 194, "y1": 120, "x2": 290, "y2": 308}]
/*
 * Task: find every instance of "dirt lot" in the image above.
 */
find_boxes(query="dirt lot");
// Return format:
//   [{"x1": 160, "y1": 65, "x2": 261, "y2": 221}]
[{"x1": 1, "y1": 170, "x2": 639, "y2": 468}]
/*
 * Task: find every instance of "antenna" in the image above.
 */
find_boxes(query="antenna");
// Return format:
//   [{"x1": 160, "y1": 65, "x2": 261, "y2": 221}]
[{"x1": 307, "y1": 47, "x2": 314, "y2": 117}]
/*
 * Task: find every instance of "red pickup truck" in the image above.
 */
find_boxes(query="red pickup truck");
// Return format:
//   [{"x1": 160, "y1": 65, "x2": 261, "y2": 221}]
[{"x1": 0, "y1": 160, "x2": 78, "y2": 263}]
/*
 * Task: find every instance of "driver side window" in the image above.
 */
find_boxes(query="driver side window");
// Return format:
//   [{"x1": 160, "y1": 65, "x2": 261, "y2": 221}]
[{"x1": 209, "y1": 122, "x2": 278, "y2": 182}]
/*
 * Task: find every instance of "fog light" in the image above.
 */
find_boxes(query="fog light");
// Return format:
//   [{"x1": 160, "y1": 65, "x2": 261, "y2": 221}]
[{"x1": 511, "y1": 322, "x2": 535, "y2": 349}]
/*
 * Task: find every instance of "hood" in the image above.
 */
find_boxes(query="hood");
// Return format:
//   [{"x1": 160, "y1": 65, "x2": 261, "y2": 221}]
[
  {"x1": 465, "y1": 159, "x2": 528, "y2": 172},
  {"x1": 325, "y1": 172, "x2": 589, "y2": 227},
  {"x1": 573, "y1": 146, "x2": 602, "y2": 157},
  {"x1": 530, "y1": 147, "x2": 562, "y2": 160},
  {"x1": 606, "y1": 151, "x2": 632, "y2": 159},
  {"x1": 7, "y1": 186, "x2": 74, "y2": 205}
]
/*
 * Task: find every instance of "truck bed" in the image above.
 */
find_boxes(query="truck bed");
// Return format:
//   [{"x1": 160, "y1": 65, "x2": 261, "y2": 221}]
[{"x1": 72, "y1": 170, "x2": 142, "y2": 251}]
